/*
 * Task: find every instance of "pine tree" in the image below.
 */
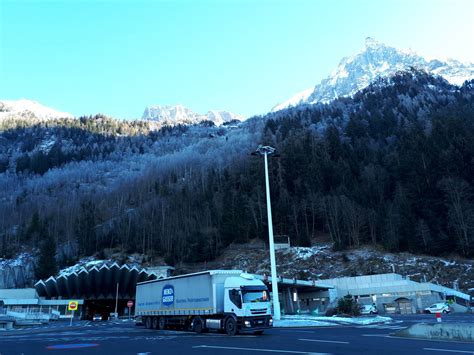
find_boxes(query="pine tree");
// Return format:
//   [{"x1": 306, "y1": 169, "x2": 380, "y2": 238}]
[{"x1": 35, "y1": 221, "x2": 58, "y2": 280}]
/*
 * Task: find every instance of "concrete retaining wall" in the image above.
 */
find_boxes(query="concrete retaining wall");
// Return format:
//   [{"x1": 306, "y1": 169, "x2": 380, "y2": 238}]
[{"x1": 396, "y1": 323, "x2": 474, "y2": 342}]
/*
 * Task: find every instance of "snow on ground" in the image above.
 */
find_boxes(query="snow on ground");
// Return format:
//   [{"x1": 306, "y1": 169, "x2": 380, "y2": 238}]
[
  {"x1": 58, "y1": 258, "x2": 107, "y2": 276},
  {"x1": 274, "y1": 314, "x2": 393, "y2": 327},
  {"x1": 57, "y1": 254, "x2": 143, "y2": 277},
  {"x1": 274, "y1": 318, "x2": 334, "y2": 327},
  {"x1": 0, "y1": 252, "x2": 34, "y2": 268},
  {"x1": 287, "y1": 245, "x2": 331, "y2": 260}
]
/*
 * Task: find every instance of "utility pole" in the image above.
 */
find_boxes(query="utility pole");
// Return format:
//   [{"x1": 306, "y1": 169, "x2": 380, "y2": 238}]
[
  {"x1": 252, "y1": 145, "x2": 281, "y2": 320},
  {"x1": 114, "y1": 283, "x2": 119, "y2": 318}
]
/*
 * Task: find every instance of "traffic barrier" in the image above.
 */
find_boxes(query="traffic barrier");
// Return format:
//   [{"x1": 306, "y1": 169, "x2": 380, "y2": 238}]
[{"x1": 396, "y1": 323, "x2": 474, "y2": 342}]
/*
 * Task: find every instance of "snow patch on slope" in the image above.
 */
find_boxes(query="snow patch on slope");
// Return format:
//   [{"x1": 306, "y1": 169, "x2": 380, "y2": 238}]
[{"x1": 272, "y1": 87, "x2": 314, "y2": 112}]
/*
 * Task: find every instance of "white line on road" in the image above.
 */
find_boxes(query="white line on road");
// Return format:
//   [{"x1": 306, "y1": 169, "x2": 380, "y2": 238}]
[
  {"x1": 278, "y1": 330, "x2": 315, "y2": 333},
  {"x1": 424, "y1": 348, "x2": 474, "y2": 354},
  {"x1": 298, "y1": 338, "x2": 350, "y2": 344},
  {"x1": 192, "y1": 345, "x2": 331, "y2": 354},
  {"x1": 361, "y1": 334, "x2": 391, "y2": 337}
]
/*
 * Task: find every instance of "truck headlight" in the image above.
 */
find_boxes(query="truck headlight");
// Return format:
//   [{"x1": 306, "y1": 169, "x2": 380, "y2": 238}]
[
  {"x1": 244, "y1": 320, "x2": 251, "y2": 327},
  {"x1": 269, "y1": 318, "x2": 273, "y2": 325}
]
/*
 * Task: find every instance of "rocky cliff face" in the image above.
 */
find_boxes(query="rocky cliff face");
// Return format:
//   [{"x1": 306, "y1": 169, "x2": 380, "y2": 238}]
[{"x1": 0, "y1": 253, "x2": 36, "y2": 288}]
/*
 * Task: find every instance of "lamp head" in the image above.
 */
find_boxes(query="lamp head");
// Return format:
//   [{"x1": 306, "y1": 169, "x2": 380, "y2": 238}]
[{"x1": 251, "y1": 145, "x2": 279, "y2": 157}]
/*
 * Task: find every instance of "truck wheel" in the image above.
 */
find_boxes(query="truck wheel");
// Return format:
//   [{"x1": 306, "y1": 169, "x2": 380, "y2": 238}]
[
  {"x1": 254, "y1": 330, "x2": 264, "y2": 335},
  {"x1": 145, "y1": 317, "x2": 152, "y2": 329},
  {"x1": 152, "y1": 317, "x2": 159, "y2": 329},
  {"x1": 225, "y1": 318, "x2": 237, "y2": 336},
  {"x1": 158, "y1": 316, "x2": 166, "y2": 330},
  {"x1": 193, "y1": 317, "x2": 204, "y2": 334}
]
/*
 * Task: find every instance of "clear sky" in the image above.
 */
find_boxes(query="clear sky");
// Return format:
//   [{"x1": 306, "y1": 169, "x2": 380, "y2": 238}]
[{"x1": 0, "y1": 0, "x2": 473, "y2": 119}]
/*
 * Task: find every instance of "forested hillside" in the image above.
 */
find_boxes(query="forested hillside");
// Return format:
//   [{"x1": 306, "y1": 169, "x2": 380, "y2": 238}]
[
  {"x1": 263, "y1": 70, "x2": 473, "y2": 257},
  {"x1": 0, "y1": 69, "x2": 473, "y2": 276}
]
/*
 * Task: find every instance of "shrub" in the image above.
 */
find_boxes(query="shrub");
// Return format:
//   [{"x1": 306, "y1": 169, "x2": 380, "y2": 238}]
[{"x1": 336, "y1": 294, "x2": 360, "y2": 316}]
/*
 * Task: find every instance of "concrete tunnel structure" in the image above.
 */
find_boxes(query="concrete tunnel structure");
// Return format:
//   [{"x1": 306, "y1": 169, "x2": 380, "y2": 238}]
[{"x1": 34, "y1": 263, "x2": 160, "y2": 319}]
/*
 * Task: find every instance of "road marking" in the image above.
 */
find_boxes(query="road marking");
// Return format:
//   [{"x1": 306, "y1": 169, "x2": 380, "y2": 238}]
[
  {"x1": 192, "y1": 345, "x2": 331, "y2": 354},
  {"x1": 278, "y1": 330, "x2": 315, "y2": 333},
  {"x1": 366, "y1": 325, "x2": 405, "y2": 330},
  {"x1": 361, "y1": 334, "x2": 391, "y2": 337},
  {"x1": 424, "y1": 348, "x2": 474, "y2": 354},
  {"x1": 298, "y1": 338, "x2": 349, "y2": 344},
  {"x1": 46, "y1": 343, "x2": 99, "y2": 350}
]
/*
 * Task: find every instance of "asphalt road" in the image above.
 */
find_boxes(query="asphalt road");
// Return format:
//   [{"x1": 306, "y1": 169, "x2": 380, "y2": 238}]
[{"x1": 0, "y1": 316, "x2": 473, "y2": 355}]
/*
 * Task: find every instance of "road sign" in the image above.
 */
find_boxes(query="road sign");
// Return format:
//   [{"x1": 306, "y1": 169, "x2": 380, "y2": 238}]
[
  {"x1": 68, "y1": 301, "x2": 78, "y2": 311},
  {"x1": 127, "y1": 300, "x2": 134, "y2": 320}
]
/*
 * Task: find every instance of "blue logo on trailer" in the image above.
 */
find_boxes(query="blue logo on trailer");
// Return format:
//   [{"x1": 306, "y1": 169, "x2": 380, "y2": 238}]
[{"x1": 162, "y1": 285, "x2": 174, "y2": 306}]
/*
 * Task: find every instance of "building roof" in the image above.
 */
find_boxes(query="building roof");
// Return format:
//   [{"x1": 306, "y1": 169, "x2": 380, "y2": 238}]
[
  {"x1": 35, "y1": 263, "x2": 157, "y2": 299},
  {"x1": 0, "y1": 288, "x2": 39, "y2": 305},
  {"x1": 0, "y1": 288, "x2": 38, "y2": 299}
]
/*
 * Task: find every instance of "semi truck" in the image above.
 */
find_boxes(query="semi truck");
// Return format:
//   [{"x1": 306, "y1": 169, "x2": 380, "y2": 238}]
[{"x1": 135, "y1": 270, "x2": 273, "y2": 335}]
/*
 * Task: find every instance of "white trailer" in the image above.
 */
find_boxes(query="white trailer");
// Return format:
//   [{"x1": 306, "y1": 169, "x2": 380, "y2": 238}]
[{"x1": 135, "y1": 270, "x2": 272, "y2": 335}]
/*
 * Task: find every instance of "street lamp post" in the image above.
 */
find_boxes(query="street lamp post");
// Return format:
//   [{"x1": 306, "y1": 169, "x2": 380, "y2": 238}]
[{"x1": 252, "y1": 145, "x2": 281, "y2": 320}]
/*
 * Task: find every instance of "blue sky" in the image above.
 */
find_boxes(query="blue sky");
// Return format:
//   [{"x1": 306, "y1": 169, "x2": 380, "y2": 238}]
[{"x1": 0, "y1": 0, "x2": 473, "y2": 119}]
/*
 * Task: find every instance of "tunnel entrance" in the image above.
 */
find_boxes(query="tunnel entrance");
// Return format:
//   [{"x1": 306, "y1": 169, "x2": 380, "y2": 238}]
[{"x1": 83, "y1": 299, "x2": 133, "y2": 320}]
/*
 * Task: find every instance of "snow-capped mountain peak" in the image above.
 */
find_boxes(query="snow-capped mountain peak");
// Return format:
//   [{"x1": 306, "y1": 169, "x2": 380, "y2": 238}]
[
  {"x1": 142, "y1": 104, "x2": 243, "y2": 126},
  {"x1": 272, "y1": 38, "x2": 474, "y2": 111},
  {"x1": 0, "y1": 99, "x2": 74, "y2": 120},
  {"x1": 364, "y1": 36, "x2": 383, "y2": 49}
]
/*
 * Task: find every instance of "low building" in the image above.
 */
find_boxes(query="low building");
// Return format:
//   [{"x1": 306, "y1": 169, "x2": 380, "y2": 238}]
[
  {"x1": 319, "y1": 273, "x2": 471, "y2": 314},
  {"x1": 0, "y1": 288, "x2": 84, "y2": 320}
]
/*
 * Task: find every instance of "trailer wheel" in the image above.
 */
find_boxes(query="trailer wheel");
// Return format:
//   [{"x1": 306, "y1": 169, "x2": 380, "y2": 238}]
[
  {"x1": 192, "y1": 317, "x2": 204, "y2": 334},
  {"x1": 152, "y1": 317, "x2": 159, "y2": 329},
  {"x1": 158, "y1": 316, "x2": 166, "y2": 330},
  {"x1": 225, "y1": 317, "x2": 237, "y2": 336},
  {"x1": 145, "y1": 317, "x2": 152, "y2": 329}
]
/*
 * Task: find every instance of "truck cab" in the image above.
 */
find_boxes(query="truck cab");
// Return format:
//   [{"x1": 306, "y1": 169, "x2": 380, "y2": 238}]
[{"x1": 223, "y1": 273, "x2": 273, "y2": 334}]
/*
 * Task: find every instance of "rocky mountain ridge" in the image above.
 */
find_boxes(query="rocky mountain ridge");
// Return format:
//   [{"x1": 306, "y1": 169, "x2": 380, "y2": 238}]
[
  {"x1": 142, "y1": 104, "x2": 243, "y2": 126},
  {"x1": 272, "y1": 37, "x2": 474, "y2": 111}
]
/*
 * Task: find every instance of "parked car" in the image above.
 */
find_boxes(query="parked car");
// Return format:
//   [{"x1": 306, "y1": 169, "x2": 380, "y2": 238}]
[
  {"x1": 92, "y1": 314, "x2": 103, "y2": 321},
  {"x1": 424, "y1": 302, "x2": 450, "y2": 314},
  {"x1": 108, "y1": 312, "x2": 118, "y2": 321},
  {"x1": 134, "y1": 315, "x2": 143, "y2": 326},
  {"x1": 359, "y1": 304, "x2": 378, "y2": 315}
]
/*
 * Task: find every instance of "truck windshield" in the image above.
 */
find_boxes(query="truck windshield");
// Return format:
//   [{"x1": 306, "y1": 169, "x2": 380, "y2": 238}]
[{"x1": 242, "y1": 290, "x2": 270, "y2": 303}]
